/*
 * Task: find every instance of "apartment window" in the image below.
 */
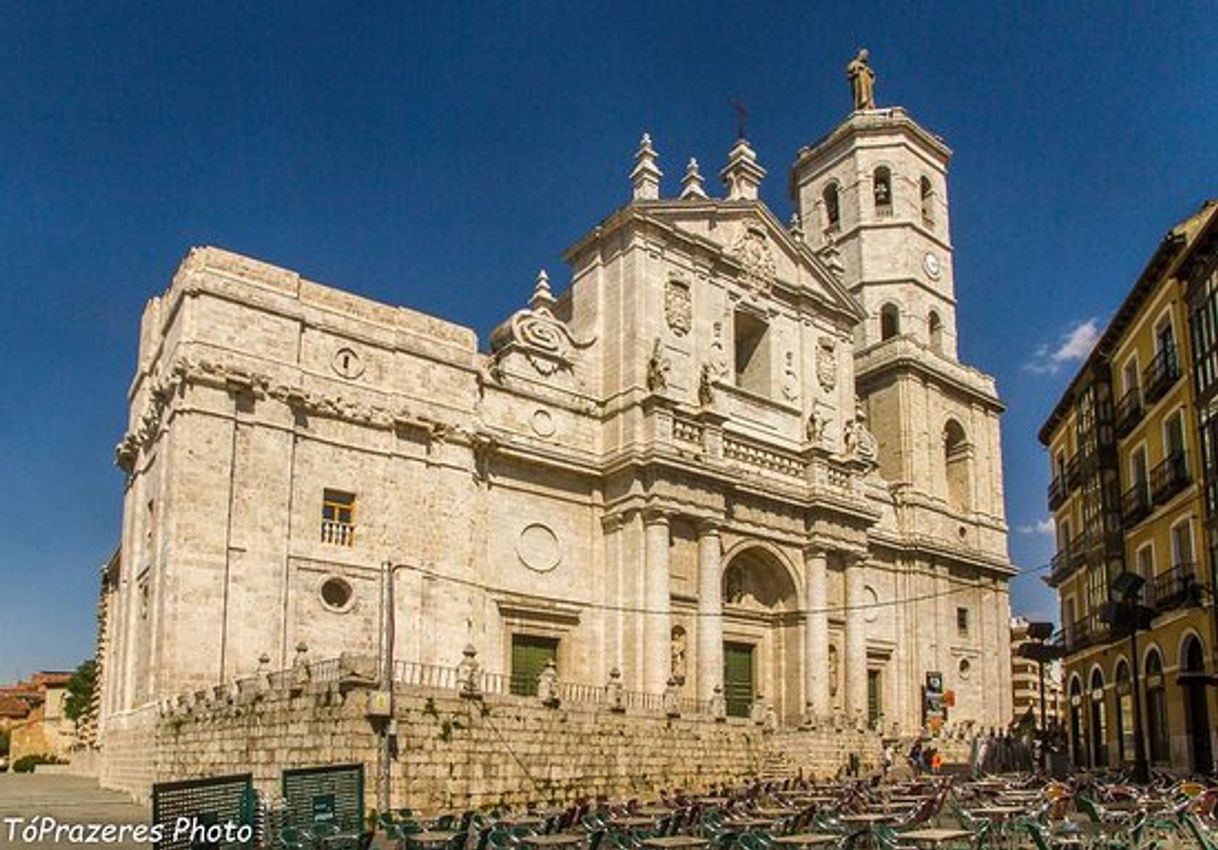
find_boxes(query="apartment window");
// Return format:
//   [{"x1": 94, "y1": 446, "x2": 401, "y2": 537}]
[
  {"x1": 1165, "y1": 411, "x2": 1186, "y2": 458},
  {"x1": 956, "y1": 607, "x2": 970, "y2": 637},
  {"x1": 1123, "y1": 358, "x2": 1140, "y2": 400},
  {"x1": 1136, "y1": 544, "x2": 1154, "y2": 584},
  {"x1": 1155, "y1": 316, "x2": 1175, "y2": 356},
  {"x1": 321, "y1": 489, "x2": 355, "y2": 546},
  {"x1": 734, "y1": 311, "x2": 771, "y2": 396},
  {"x1": 1131, "y1": 446, "x2": 1148, "y2": 486},
  {"x1": 1171, "y1": 519, "x2": 1194, "y2": 567}
]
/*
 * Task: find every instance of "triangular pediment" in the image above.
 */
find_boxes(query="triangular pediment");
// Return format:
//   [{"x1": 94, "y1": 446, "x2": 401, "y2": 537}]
[{"x1": 624, "y1": 200, "x2": 865, "y2": 323}]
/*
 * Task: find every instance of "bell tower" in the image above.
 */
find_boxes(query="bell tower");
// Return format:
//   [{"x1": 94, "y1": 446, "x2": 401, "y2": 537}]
[{"x1": 790, "y1": 106, "x2": 958, "y2": 358}]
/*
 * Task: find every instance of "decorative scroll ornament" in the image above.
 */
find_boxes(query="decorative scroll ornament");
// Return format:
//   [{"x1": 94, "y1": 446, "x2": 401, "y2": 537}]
[
  {"x1": 728, "y1": 225, "x2": 776, "y2": 295},
  {"x1": 709, "y1": 321, "x2": 730, "y2": 378},
  {"x1": 816, "y1": 337, "x2": 838, "y2": 392},
  {"x1": 489, "y1": 270, "x2": 595, "y2": 378},
  {"x1": 664, "y1": 277, "x2": 692, "y2": 336},
  {"x1": 781, "y1": 351, "x2": 799, "y2": 402}
]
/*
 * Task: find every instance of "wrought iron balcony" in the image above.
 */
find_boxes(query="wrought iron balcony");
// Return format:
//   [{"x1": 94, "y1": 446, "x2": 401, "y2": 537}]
[
  {"x1": 1048, "y1": 476, "x2": 1067, "y2": 510},
  {"x1": 1148, "y1": 563, "x2": 1202, "y2": 612},
  {"x1": 1049, "y1": 537, "x2": 1088, "y2": 585},
  {"x1": 1064, "y1": 612, "x2": 1109, "y2": 654},
  {"x1": 1114, "y1": 386, "x2": 1143, "y2": 438},
  {"x1": 1149, "y1": 450, "x2": 1190, "y2": 505},
  {"x1": 1121, "y1": 479, "x2": 1152, "y2": 527},
  {"x1": 1142, "y1": 346, "x2": 1181, "y2": 405}
]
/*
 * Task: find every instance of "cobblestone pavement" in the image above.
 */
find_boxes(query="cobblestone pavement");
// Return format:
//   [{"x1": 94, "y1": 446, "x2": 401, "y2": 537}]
[{"x1": 0, "y1": 773, "x2": 149, "y2": 849}]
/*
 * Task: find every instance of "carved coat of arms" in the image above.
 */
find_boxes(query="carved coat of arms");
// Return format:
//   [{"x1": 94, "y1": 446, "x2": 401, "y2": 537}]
[
  {"x1": 816, "y1": 337, "x2": 837, "y2": 391},
  {"x1": 728, "y1": 226, "x2": 776, "y2": 295},
  {"x1": 664, "y1": 279, "x2": 692, "y2": 336}
]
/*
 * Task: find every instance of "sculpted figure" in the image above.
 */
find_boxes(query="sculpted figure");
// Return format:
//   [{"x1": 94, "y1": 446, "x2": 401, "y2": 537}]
[
  {"x1": 847, "y1": 49, "x2": 876, "y2": 110},
  {"x1": 646, "y1": 338, "x2": 669, "y2": 391}
]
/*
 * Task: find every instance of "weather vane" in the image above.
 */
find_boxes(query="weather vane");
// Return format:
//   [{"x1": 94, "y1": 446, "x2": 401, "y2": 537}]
[{"x1": 729, "y1": 97, "x2": 749, "y2": 140}]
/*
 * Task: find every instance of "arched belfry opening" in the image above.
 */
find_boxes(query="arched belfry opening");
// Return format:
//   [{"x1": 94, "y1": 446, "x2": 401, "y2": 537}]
[
  {"x1": 720, "y1": 546, "x2": 801, "y2": 723},
  {"x1": 944, "y1": 419, "x2": 972, "y2": 512}
]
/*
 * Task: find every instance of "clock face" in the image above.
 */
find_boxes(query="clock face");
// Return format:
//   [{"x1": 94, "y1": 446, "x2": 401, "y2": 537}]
[{"x1": 923, "y1": 251, "x2": 941, "y2": 279}]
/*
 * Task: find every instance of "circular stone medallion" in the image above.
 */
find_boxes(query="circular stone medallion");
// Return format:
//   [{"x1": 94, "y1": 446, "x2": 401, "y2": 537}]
[
  {"x1": 517, "y1": 523, "x2": 561, "y2": 573},
  {"x1": 530, "y1": 409, "x2": 556, "y2": 438}
]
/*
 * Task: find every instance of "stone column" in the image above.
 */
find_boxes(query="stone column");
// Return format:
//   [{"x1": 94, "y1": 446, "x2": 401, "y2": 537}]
[
  {"x1": 644, "y1": 511, "x2": 673, "y2": 695},
  {"x1": 696, "y1": 522, "x2": 723, "y2": 704},
  {"x1": 804, "y1": 545, "x2": 830, "y2": 717},
  {"x1": 844, "y1": 555, "x2": 869, "y2": 725}
]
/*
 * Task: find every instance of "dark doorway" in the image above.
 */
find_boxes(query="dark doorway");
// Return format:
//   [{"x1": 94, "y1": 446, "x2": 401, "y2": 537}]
[
  {"x1": 1183, "y1": 637, "x2": 1214, "y2": 773},
  {"x1": 723, "y1": 642, "x2": 755, "y2": 718}
]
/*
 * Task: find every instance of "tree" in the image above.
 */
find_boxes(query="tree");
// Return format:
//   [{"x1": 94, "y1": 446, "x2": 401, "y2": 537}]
[{"x1": 63, "y1": 659, "x2": 97, "y2": 726}]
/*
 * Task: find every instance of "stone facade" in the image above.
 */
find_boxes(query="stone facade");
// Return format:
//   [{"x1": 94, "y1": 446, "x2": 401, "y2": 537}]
[{"x1": 97, "y1": 103, "x2": 1014, "y2": 795}]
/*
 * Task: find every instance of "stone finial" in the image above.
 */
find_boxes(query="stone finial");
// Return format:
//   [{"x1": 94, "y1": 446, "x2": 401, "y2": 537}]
[
  {"x1": 789, "y1": 212, "x2": 804, "y2": 242},
  {"x1": 457, "y1": 643, "x2": 482, "y2": 700},
  {"x1": 719, "y1": 137, "x2": 766, "y2": 201},
  {"x1": 630, "y1": 133, "x2": 662, "y2": 201},
  {"x1": 606, "y1": 667, "x2": 626, "y2": 713},
  {"x1": 750, "y1": 693, "x2": 767, "y2": 725},
  {"x1": 529, "y1": 269, "x2": 556, "y2": 312},
  {"x1": 680, "y1": 158, "x2": 707, "y2": 200},
  {"x1": 709, "y1": 684, "x2": 726, "y2": 723},
  {"x1": 537, "y1": 658, "x2": 560, "y2": 708},
  {"x1": 663, "y1": 676, "x2": 682, "y2": 718}
]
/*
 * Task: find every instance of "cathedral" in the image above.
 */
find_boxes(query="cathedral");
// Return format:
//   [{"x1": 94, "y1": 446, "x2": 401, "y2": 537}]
[{"x1": 97, "y1": 69, "x2": 1014, "y2": 752}]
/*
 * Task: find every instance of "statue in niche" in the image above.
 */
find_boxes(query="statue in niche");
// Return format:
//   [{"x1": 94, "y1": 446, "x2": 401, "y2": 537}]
[
  {"x1": 670, "y1": 627, "x2": 687, "y2": 684},
  {"x1": 828, "y1": 644, "x2": 839, "y2": 697},
  {"x1": 805, "y1": 403, "x2": 829, "y2": 446},
  {"x1": 847, "y1": 48, "x2": 876, "y2": 110},
  {"x1": 724, "y1": 567, "x2": 746, "y2": 604},
  {"x1": 646, "y1": 338, "x2": 669, "y2": 391}
]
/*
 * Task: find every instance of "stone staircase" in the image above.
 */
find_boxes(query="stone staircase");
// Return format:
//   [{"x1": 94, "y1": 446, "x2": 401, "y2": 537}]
[{"x1": 759, "y1": 750, "x2": 793, "y2": 781}]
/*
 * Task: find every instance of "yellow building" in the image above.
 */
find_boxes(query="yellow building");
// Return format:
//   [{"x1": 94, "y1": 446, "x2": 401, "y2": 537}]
[{"x1": 1040, "y1": 201, "x2": 1218, "y2": 775}]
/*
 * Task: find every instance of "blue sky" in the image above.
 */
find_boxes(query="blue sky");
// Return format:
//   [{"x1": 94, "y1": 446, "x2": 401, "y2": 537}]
[{"x1": 1, "y1": 3, "x2": 1216, "y2": 680}]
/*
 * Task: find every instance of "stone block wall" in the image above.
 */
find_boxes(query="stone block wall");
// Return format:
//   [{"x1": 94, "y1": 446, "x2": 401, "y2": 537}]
[{"x1": 101, "y1": 676, "x2": 918, "y2": 808}]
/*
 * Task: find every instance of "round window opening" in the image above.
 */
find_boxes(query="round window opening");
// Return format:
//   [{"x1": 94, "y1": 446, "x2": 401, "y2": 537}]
[
  {"x1": 320, "y1": 577, "x2": 354, "y2": 611},
  {"x1": 958, "y1": 657, "x2": 971, "y2": 678}
]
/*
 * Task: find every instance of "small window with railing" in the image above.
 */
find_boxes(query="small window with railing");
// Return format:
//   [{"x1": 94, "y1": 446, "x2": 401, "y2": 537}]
[{"x1": 321, "y1": 489, "x2": 355, "y2": 546}]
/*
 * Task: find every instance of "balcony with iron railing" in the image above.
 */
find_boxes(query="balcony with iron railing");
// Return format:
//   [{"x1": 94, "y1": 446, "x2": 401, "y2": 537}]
[
  {"x1": 1148, "y1": 562, "x2": 1202, "y2": 612},
  {"x1": 1143, "y1": 346, "x2": 1181, "y2": 405},
  {"x1": 1049, "y1": 536, "x2": 1089, "y2": 585},
  {"x1": 1065, "y1": 612, "x2": 1109, "y2": 654},
  {"x1": 1066, "y1": 453, "x2": 1082, "y2": 490},
  {"x1": 1114, "y1": 387, "x2": 1144, "y2": 438},
  {"x1": 1149, "y1": 450, "x2": 1190, "y2": 505},
  {"x1": 1121, "y1": 479, "x2": 1152, "y2": 527}
]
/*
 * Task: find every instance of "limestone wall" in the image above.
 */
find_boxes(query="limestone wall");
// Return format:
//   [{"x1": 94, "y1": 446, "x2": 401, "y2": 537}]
[{"x1": 100, "y1": 678, "x2": 905, "y2": 808}]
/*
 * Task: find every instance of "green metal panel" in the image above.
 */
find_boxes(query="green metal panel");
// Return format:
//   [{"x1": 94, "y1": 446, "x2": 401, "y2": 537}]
[
  {"x1": 723, "y1": 642, "x2": 754, "y2": 718},
  {"x1": 510, "y1": 635, "x2": 557, "y2": 696},
  {"x1": 151, "y1": 773, "x2": 254, "y2": 850},
  {"x1": 281, "y1": 763, "x2": 365, "y2": 833}
]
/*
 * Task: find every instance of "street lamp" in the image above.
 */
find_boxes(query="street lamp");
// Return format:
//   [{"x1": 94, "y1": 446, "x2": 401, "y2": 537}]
[
  {"x1": 1100, "y1": 571, "x2": 1154, "y2": 785},
  {"x1": 1018, "y1": 622, "x2": 1063, "y2": 772}
]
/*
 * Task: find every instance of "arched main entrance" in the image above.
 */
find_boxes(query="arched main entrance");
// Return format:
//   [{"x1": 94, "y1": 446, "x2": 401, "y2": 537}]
[
  {"x1": 721, "y1": 546, "x2": 800, "y2": 724},
  {"x1": 1182, "y1": 636, "x2": 1213, "y2": 773}
]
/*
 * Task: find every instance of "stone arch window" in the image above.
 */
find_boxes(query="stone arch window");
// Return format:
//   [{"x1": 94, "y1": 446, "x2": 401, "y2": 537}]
[
  {"x1": 873, "y1": 167, "x2": 893, "y2": 216},
  {"x1": 823, "y1": 183, "x2": 841, "y2": 232},
  {"x1": 920, "y1": 176, "x2": 934, "y2": 227},
  {"x1": 1144, "y1": 648, "x2": 1169, "y2": 763},
  {"x1": 928, "y1": 310, "x2": 943, "y2": 352},
  {"x1": 1089, "y1": 667, "x2": 1108, "y2": 767},
  {"x1": 944, "y1": 419, "x2": 972, "y2": 512},
  {"x1": 880, "y1": 303, "x2": 901, "y2": 340}
]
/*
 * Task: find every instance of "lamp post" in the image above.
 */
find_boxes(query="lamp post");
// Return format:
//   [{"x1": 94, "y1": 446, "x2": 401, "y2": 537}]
[
  {"x1": 1019, "y1": 622, "x2": 1062, "y2": 773},
  {"x1": 1103, "y1": 571, "x2": 1153, "y2": 785}
]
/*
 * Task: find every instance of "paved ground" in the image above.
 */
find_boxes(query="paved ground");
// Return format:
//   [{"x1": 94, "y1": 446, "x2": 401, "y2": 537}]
[{"x1": 0, "y1": 773, "x2": 149, "y2": 848}]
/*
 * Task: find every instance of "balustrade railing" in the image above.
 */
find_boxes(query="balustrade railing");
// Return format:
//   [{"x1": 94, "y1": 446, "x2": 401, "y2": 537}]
[
  {"x1": 1143, "y1": 345, "x2": 1181, "y2": 404},
  {"x1": 1114, "y1": 386, "x2": 1143, "y2": 438},
  {"x1": 1149, "y1": 562, "x2": 1200, "y2": 611},
  {"x1": 320, "y1": 519, "x2": 354, "y2": 546},
  {"x1": 1121, "y1": 479, "x2": 1151, "y2": 527}
]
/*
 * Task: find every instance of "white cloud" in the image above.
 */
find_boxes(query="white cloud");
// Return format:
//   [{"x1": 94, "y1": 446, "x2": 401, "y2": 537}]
[
  {"x1": 1016, "y1": 518, "x2": 1055, "y2": 535},
  {"x1": 1024, "y1": 318, "x2": 1103, "y2": 374}
]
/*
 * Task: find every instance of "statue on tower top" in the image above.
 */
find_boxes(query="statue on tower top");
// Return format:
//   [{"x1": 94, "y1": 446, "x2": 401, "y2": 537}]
[{"x1": 847, "y1": 49, "x2": 876, "y2": 111}]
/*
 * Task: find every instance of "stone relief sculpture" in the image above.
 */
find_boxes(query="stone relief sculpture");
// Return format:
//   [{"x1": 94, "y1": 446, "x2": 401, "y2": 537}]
[
  {"x1": 816, "y1": 338, "x2": 837, "y2": 391},
  {"x1": 828, "y1": 644, "x2": 839, "y2": 697},
  {"x1": 781, "y1": 351, "x2": 799, "y2": 402},
  {"x1": 698, "y1": 364, "x2": 715, "y2": 406},
  {"x1": 805, "y1": 403, "x2": 829, "y2": 445},
  {"x1": 664, "y1": 278, "x2": 692, "y2": 336},
  {"x1": 847, "y1": 48, "x2": 876, "y2": 110},
  {"x1": 488, "y1": 270, "x2": 595, "y2": 379},
  {"x1": 843, "y1": 405, "x2": 879, "y2": 467},
  {"x1": 709, "y1": 321, "x2": 729, "y2": 377},
  {"x1": 728, "y1": 225, "x2": 777, "y2": 296},
  {"x1": 646, "y1": 338, "x2": 670, "y2": 391}
]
